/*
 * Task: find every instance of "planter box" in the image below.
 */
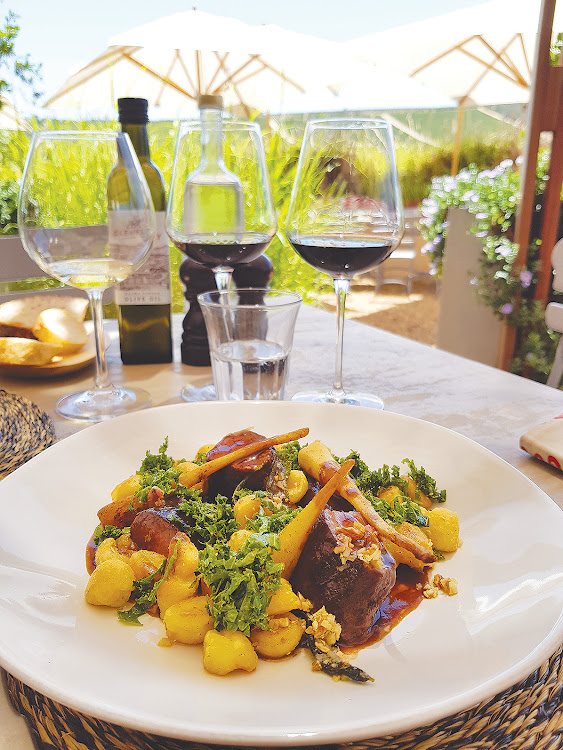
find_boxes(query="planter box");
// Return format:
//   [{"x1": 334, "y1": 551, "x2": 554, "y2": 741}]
[{"x1": 437, "y1": 208, "x2": 503, "y2": 367}]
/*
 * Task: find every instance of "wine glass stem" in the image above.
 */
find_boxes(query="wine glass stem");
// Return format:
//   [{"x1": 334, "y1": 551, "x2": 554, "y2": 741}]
[
  {"x1": 88, "y1": 289, "x2": 111, "y2": 390},
  {"x1": 331, "y1": 277, "x2": 350, "y2": 398},
  {"x1": 214, "y1": 269, "x2": 232, "y2": 291}
]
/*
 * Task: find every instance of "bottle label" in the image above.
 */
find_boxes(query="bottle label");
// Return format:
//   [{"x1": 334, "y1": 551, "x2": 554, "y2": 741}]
[{"x1": 115, "y1": 212, "x2": 172, "y2": 305}]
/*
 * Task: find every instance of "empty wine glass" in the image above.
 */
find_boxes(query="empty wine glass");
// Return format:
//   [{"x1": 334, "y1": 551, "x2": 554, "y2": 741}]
[
  {"x1": 18, "y1": 130, "x2": 156, "y2": 422},
  {"x1": 285, "y1": 118, "x2": 404, "y2": 408}
]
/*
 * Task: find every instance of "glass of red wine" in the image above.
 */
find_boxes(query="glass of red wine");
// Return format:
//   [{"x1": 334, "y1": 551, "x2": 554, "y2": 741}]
[
  {"x1": 167, "y1": 118, "x2": 276, "y2": 292},
  {"x1": 285, "y1": 118, "x2": 404, "y2": 408},
  {"x1": 167, "y1": 117, "x2": 276, "y2": 402}
]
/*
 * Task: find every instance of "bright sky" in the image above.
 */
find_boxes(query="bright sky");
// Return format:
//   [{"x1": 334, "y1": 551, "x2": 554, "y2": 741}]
[{"x1": 10, "y1": 0, "x2": 491, "y2": 104}]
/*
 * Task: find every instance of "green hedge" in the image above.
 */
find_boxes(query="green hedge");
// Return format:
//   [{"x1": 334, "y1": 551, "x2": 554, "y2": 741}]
[{"x1": 0, "y1": 122, "x2": 522, "y2": 307}]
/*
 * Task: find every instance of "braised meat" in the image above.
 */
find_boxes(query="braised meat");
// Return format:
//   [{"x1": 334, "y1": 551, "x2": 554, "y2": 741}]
[
  {"x1": 205, "y1": 429, "x2": 282, "y2": 499},
  {"x1": 291, "y1": 507, "x2": 397, "y2": 645},
  {"x1": 130, "y1": 509, "x2": 186, "y2": 556}
]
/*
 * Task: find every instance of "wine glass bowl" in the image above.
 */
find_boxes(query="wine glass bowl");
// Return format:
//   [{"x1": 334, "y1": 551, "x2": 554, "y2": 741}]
[
  {"x1": 285, "y1": 118, "x2": 404, "y2": 408},
  {"x1": 166, "y1": 118, "x2": 276, "y2": 291},
  {"x1": 18, "y1": 130, "x2": 156, "y2": 422}
]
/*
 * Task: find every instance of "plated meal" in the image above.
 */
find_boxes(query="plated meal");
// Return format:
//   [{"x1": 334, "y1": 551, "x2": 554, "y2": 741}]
[
  {"x1": 0, "y1": 294, "x2": 94, "y2": 376},
  {"x1": 84, "y1": 424, "x2": 460, "y2": 680},
  {"x1": 1, "y1": 402, "x2": 562, "y2": 745}
]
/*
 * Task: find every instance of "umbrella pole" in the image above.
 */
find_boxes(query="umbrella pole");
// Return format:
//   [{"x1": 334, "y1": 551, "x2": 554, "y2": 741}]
[{"x1": 451, "y1": 99, "x2": 466, "y2": 175}]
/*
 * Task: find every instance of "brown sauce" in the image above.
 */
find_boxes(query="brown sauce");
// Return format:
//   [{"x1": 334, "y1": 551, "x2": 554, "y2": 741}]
[{"x1": 342, "y1": 565, "x2": 428, "y2": 657}]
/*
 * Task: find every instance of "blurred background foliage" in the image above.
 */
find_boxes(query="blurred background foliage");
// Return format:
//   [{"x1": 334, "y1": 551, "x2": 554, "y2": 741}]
[{"x1": 0, "y1": 113, "x2": 523, "y2": 308}]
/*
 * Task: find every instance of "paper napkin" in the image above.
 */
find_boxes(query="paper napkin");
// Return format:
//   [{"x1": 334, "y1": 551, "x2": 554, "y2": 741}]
[{"x1": 520, "y1": 414, "x2": 563, "y2": 471}]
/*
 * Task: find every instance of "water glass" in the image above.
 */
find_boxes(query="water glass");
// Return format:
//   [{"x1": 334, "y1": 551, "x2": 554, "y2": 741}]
[{"x1": 198, "y1": 288, "x2": 302, "y2": 401}]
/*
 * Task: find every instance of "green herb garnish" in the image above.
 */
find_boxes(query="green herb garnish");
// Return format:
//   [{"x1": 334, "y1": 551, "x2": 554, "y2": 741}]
[
  {"x1": 93, "y1": 524, "x2": 129, "y2": 545},
  {"x1": 402, "y1": 459, "x2": 447, "y2": 503},
  {"x1": 178, "y1": 489, "x2": 239, "y2": 546},
  {"x1": 369, "y1": 495, "x2": 429, "y2": 528},
  {"x1": 117, "y1": 541, "x2": 180, "y2": 626},
  {"x1": 198, "y1": 534, "x2": 282, "y2": 635},
  {"x1": 134, "y1": 438, "x2": 183, "y2": 504},
  {"x1": 245, "y1": 499, "x2": 300, "y2": 535},
  {"x1": 276, "y1": 440, "x2": 303, "y2": 473}
]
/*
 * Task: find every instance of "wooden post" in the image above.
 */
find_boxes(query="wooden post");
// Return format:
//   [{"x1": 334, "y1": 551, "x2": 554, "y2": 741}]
[
  {"x1": 451, "y1": 98, "x2": 466, "y2": 175},
  {"x1": 498, "y1": 0, "x2": 563, "y2": 370}
]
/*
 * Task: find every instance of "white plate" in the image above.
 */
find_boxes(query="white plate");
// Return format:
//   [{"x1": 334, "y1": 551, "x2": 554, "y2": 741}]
[{"x1": 0, "y1": 402, "x2": 562, "y2": 746}]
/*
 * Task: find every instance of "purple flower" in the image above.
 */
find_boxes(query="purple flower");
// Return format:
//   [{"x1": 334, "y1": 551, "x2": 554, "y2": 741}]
[
  {"x1": 501, "y1": 303, "x2": 514, "y2": 315},
  {"x1": 432, "y1": 235, "x2": 442, "y2": 245},
  {"x1": 475, "y1": 212, "x2": 489, "y2": 219},
  {"x1": 469, "y1": 277, "x2": 477, "y2": 285},
  {"x1": 520, "y1": 270, "x2": 533, "y2": 288},
  {"x1": 525, "y1": 352, "x2": 534, "y2": 361},
  {"x1": 476, "y1": 231, "x2": 488, "y2": 238},
  {"x1": 421, "y1": 241, "x2": 433, "y2": 254},
  {"x1": 498, "y1": 246, "x2": 512, "y2": 258}
]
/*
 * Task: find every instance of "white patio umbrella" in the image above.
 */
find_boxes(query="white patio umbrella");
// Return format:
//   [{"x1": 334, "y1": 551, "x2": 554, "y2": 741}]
[
  {"x1": 346, "y1": 0, "x2": 563, "y2": 170},
  {"x1": 0, "y1": 95, "x2": 31, "y2": 131},
  {"x1": 44, "y1": 8, "x2": 455, "y2": 118}
]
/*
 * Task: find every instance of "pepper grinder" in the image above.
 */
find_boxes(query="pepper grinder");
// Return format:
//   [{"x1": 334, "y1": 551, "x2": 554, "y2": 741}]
[{"x1": 179, "y1": 254, "x2": 274, "y2": 365}]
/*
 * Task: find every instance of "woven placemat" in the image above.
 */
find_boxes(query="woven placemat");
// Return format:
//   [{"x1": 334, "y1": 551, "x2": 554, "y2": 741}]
[
  {"x1": 4, "y1": 645, "x2": 562, "y2": 750},
  {"x1": 0, "y1": 389, "x2": 56, "y2": 479}
]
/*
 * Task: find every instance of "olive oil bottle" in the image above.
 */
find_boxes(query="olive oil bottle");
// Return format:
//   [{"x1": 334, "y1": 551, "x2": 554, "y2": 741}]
[{"x1": 112, "y1": 97, "x2": 173, "y2": 364}]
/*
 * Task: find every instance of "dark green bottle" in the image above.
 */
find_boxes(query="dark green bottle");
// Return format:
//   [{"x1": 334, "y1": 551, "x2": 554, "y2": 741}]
[{"x1": 112, "y1": 97, "x2": 173, "y2": 364}]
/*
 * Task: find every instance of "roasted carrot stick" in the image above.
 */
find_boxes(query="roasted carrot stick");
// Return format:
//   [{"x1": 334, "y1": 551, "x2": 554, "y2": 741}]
[
  {"x1": 273, "y1": 458, "x2": 355, "y2": 578},
  {"x1": 98, "y1": 427, "x2": 309, "y2": 528}
]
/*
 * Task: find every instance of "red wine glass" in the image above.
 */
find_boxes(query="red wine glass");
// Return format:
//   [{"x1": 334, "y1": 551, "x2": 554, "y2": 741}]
[
  {"x1": 285, "y1": 118, "x2": 404, "y2": 408},
  {"x1": 166, "y1": 118, "x2": 276, "y2": 292},
  {"x1": 166, "y1": 117, "x2": 276, "y2": 402}
]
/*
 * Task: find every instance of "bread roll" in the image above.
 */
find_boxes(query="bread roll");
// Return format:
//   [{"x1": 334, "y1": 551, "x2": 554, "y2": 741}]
[
  {"x1": 0, "y1": 295, "x2": 89, "y2": 338},
  {"x1": 0, "y1": 337, "x2": 62, "y2": 366},
  {"x1": 33, "y1": 308, "x2": 88, "y2": 355}
]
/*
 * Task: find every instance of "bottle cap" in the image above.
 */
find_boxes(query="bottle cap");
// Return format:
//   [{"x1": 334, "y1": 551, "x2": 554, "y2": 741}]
[
  {"x1": 197, "y1": 94, "x2": 223, "y2": 109},
  {"x1": 117, "y1": 98, "x2": 149, "y2": 124}
]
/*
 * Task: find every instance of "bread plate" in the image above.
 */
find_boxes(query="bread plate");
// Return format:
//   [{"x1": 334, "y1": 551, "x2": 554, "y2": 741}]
[{"x1": 0, "y1": 326, "x2": 95, "y2": 379}]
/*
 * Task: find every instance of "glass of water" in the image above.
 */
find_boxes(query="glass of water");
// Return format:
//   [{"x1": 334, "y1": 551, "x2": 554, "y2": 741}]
[{"x1": 198, "y1": 288, "x2": 302, "y2": 401}]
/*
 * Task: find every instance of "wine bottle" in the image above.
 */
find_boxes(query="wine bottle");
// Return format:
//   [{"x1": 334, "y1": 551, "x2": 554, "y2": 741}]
[{"x1": 111, "y1": 97, "x2": 173, "y2": 364}]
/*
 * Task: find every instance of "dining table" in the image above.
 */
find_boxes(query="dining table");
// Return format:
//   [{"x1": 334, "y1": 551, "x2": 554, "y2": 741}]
[{"x1": 1, "y1": 303, "x2": 562, "y2": 750}]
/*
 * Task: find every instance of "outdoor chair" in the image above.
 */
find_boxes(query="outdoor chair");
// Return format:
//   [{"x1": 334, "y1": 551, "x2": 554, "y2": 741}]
[
  {"x1": 372, "y1": 206, "x2": 419, "y2": 295},
  {"x1": 546, "y1": 237, "x2": 563, "y2": 388}
]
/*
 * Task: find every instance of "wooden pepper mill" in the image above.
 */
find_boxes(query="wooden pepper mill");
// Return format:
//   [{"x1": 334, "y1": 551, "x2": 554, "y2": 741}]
[{"x1": 179, "y1": 254, "x2": 274, "y2": 366}]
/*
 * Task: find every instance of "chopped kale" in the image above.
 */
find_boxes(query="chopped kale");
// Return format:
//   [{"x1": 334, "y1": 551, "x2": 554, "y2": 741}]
[
  {"x1": 402, "y1": 459, "x2": 447, "y2": 503},
  {"x1": 276, "y1": 440, "x2": 303, "y2": 473},
  {"x1": 178, "y1": 489, "x2": 239, "y2": 546},
  {"x1": 138, "y1": 438, "x2": 176, "y2": 474},
  {"x1": 198, "y1": 534, "x2": 282, "y2": 635},
  {"x1": 338, "y1": 452, "x2": 408, "y2": 498},
  {"x1": 93, "y1": 524, "x2": 129, "y2": 545},
  {"x1": 134, "y1": 438, "x2": 183, "y2": 504},
  {"x1": 118, "y1": 541, "x2": 180, "y2": 626},
  {"x1": 368, "y1": 495, "x2": 429, "y2": 528},
  {"x1": 245, "y1": 499, "x2": 300, "y2": 535}
]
